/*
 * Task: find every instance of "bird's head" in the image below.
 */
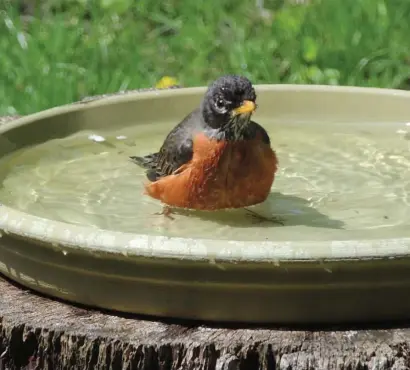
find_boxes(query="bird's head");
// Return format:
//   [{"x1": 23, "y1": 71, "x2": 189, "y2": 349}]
[{"x1": 201, "y1": 75, "x2": 257, "y2": 139}]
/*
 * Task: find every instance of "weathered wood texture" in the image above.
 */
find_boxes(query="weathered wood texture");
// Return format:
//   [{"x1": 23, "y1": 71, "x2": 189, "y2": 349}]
[
  {"x1": 1, "y1": 112, "x2": 410, "y2": 370},
  {"x1": 1, "y1": 275, "x2": 410, "y2": 370}
]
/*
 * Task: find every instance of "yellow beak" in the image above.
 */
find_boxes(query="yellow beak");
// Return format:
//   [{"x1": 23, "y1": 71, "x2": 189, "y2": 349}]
[{"x1": 232, "y1": 100, "x2": 256, "y2": 116}]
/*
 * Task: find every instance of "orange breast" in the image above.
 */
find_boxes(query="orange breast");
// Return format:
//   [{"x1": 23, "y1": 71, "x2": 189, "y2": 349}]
[{"x1": 144, "y1": 132, "x2": 278, "y2": 210}]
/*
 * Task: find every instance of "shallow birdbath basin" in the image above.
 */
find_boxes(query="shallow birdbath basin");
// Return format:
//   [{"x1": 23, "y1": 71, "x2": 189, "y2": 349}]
[{"x1": 0, "y1": 84, "x2": 410, "y2": 325}]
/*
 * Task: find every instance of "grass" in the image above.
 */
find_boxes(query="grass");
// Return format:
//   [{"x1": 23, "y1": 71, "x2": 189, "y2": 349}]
[{"x1": 1, "y1": 0, "x2": 410, "y2": 115}]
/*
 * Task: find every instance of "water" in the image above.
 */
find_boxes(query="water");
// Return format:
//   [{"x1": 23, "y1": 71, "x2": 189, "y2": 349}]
[{"x1": 0, "y1": 119, "x2": 409, "y2": 242}]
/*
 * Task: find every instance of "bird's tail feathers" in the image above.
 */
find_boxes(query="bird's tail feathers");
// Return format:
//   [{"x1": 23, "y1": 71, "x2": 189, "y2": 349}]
[{"x1": 129, "y1": 153, "x2": 159, "y2": 170}]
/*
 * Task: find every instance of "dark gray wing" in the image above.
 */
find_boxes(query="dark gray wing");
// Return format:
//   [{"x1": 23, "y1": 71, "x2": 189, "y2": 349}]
[
  {"x1": 248, "y1": 120, "x2": 271, "y2": 145},
  {"x1": 131, "y1": 108, "x2": 201, "y2": 182}
]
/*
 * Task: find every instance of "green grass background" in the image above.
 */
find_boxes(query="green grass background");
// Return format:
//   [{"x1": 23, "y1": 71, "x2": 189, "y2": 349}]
[{"x1": 1, "y1": 0, "x2": 410, "y2": 115}]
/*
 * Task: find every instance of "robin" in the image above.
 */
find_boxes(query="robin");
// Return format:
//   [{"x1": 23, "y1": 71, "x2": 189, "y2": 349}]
[{"x1": 130, "y1": 75, "x2": 280, "y2": 222}]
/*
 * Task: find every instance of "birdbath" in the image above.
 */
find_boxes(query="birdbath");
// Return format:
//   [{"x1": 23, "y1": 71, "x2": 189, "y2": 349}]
[{"x1": 0, "y1": 85, "x2": 410, "y2": 369}]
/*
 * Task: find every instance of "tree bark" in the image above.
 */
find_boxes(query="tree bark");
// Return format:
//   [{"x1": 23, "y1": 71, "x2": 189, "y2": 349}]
[{"x1": 1, "y1": 275, "x2": 410, "y2": 370}]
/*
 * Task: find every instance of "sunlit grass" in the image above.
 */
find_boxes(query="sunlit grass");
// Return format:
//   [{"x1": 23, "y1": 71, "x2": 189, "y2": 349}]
[{"x1": 1, "y1": 0, "x2": 410, "y2": 115}]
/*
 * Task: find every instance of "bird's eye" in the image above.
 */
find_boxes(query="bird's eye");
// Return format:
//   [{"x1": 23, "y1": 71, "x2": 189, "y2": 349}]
[{"x1": 215, "y1": 98, "x2": 225, "y2": 109}]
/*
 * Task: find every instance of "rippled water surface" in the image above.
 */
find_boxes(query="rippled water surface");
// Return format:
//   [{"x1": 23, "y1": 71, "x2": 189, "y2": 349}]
[{"x1": 0, "y1": 119, "x2": 409, "y2": 241}]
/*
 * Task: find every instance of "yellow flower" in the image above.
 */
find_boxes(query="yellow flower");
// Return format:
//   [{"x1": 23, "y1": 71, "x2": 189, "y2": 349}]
[{"x1": 155, "y1": 76, "x2": 179, "y2": 89}]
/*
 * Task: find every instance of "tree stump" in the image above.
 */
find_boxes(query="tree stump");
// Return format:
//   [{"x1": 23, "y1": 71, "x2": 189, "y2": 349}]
[
  {"x1": 1, "y1": 105, "x2": 410, "y2": 370},
  {"x1": 1, "y1": 274, "x2": 410, "y2": 370}
]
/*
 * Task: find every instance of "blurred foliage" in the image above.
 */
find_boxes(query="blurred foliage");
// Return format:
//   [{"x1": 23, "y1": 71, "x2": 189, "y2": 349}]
[{"x1": 1, "y1": 0, "x2": 410, "y2": 114}]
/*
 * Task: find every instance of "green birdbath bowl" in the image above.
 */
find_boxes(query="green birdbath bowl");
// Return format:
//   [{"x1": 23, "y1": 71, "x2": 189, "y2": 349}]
[{"x1": 0, "y1": 84, "x2": 410, "y2": 325}]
